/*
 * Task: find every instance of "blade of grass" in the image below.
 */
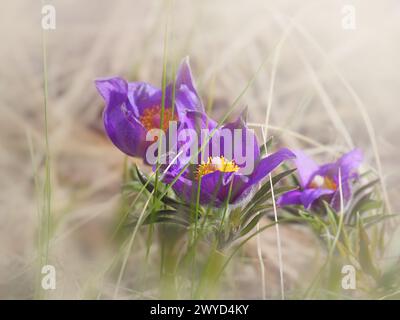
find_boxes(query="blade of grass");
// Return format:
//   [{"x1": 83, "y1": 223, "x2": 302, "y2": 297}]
[
  {"x1": 260, "y1": 23, "x2": 293, "y2": 299},
  {"x1": 113, "y1": 191, "x2": 154, "y2": 299},
  {"x1": 35, "y1": 6, "x2": 52, "y2": 299}
]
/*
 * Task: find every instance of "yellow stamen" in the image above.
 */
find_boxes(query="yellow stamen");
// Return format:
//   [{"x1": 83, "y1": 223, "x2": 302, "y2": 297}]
[
  {"x1": 309, "y1": 175, "x2": 337, "y2": 190},
  {"x1": 196, "y1": 156, "x2": 239, "y2": 180}
]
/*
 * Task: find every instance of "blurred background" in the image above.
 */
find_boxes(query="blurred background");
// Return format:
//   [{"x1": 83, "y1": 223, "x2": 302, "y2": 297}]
[{"x1": 0, "y1": 0, "x2": 399, "y2": 299}]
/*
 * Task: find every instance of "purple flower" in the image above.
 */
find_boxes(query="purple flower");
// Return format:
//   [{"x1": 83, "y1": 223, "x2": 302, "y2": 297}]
[
  {"x1": 161, "y1": 112, "x2": 295, "y2": 207},
  {"x1": 94, "y1": 57, "x2": 203, "y2": 160},
  {"x1": 277, "y1": 149, "x2": 363, "y2": 211}
]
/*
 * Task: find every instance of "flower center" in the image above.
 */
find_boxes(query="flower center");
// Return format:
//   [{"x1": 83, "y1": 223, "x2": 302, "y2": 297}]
[
  {"x1": 139, "y1": 105, "x2": 178, "y2": 132},
  {"x1": 309, "y1": 175, "x2": 337, "y2": 190},
  {"x1": 196, "y1": 156, "x2": 239, "y2": 180}
]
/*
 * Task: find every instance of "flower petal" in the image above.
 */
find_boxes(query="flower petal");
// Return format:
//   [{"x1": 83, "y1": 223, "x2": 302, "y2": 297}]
[
  {"x1": 127, "y1": 82, "x2": 160, "y2": 117},
  {"x1": 175, "y1": 57, "x2": 204, "y2": 111},
  {"x1": 315, "y1": 163, "x2": 336, "y2": 178},
  {"x1": 293, "y1": 150, "x2": 320, "y2": 188},
  {"x1": 95, "y1": 77, "x2": 128, "y2": 106},
  {"x1": 95, "y1": 77, "x2": 148, "y2": 158},
  {"x1": 221, "y1": 114, "x2": 260, "y2": 171},
  {"x1": 197, "y1": 171, "x2": 235, "y2": 206},
  {"x1": 177, "y1": 110, "x2": 218, "y2": 164},
  {"x1": 170, "y1": 175, "x2": 198, "y2": 204},
  {"x1": 330, "y1": 180, "x2": 352, "y2": 211},
  {"x1": 300, "y1": 188, "x2": 334, "y2": 209},
  {"x1": 174, "y1": 84, "x2": 202, "y2": 113},
  {"x1": 182, "y1": 110, "x2": 218, "y2": 131},
  {"x1": 338, "y1": 148, "x2": 363, "y2": 178},
  {"x1": 228, "y1": 174, "x2": 252, "y2": 204},
  {"x1": 249, "y1": 148, "x2": 296, "y2": 185},
  {"x1": 277, "y1": 190, "x2": 303, "y2": 206}
]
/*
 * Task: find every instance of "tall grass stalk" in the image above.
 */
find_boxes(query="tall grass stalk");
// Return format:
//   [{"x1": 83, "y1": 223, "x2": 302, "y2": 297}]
[
  {"x1": 35, "y1": 8, "x2": 52, "y2": 299},
  {"x1": 258, "y1": 22, "x2": 295, "y2": 300},
  {"x1": 113, "y1": 192, "x2": 154, "y2": 298},
  {"x1": 286, "y1": 16, "x2": 392, "y2": 215}
]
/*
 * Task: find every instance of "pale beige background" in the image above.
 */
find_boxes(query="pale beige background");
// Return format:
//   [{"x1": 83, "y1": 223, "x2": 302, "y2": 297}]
[{"x1": 0, "y1": 0, "x2": 399, "y2": 298}]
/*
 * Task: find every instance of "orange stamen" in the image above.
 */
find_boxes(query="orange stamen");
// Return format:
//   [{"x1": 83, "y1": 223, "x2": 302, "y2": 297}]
[{"x1": 139, "y1": 105, "x2": 178, "y2": 132}]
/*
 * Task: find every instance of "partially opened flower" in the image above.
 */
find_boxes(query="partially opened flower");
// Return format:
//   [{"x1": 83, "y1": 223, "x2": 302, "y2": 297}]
[
  {"x1": 277, "y1": 149, "x2": 363, "y2": 211},
  {"x1": 94, "y1": 57, "x2": 203, "y2": 161},
  {"x1": 161, "y1": 112, "x2": 295, "y2": 207}
]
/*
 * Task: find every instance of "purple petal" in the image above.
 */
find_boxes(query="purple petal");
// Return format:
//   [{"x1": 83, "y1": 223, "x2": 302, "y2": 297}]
[
  {"x1": 182, "y1": 110, "x2": 218, "y2": 131},
  {"x1": 198, "y1": 171, "x2": 235, "y2": 206},
  {"x1": 159, "y1": 159, "x2": 190, "y2": 184},
  {"x1": 293, "y1": 150, "x2": 320, "y2": 188},
  {"x1": 175, "y1": 57, "x2": 204, "y2": 111},
  {"x1": 315, "y1": 163, "x2": 336, "y2": 178},
  {"x1": 300, "y1": 188, "x2": 335, "y2": 209},
  {"x1": 229, "y1": 174, "x2": 253, "y2": 204},
  {"x1": 330, "y1": 180, "x2": 352, "y2": 211},
  {"x1": 196, "y1": 171, "x2": 253, "y2": 206},
  {"x1": 249, "y1": 148, "x2": 296, "y2": 185},
  {"x1": 170, "y1": 175, "x2": 196, "y2": 204},
  {"x1": 174, "y1": 84, "x2": 202, "y2": 113},
  {"x1": 337, "y1": 148, "x2": 363, "y2": 178},
  {"x1": 127, "y1": 81, "x2": 200, "y2": 126},
  {"x1": 95, "y1": 77, "x2": 148, "y2": 158},
  {"x1": 232, "y1": 148, "x2": 295, "y2": 204},
  {"x1": 177, "y1": 110, "x2": 218, "y2": 163},
  {"x1": 95, "y1": 77, "x2": 128, "y2": 106},
  {"x1": 127, "y1": 82, "x2": 184, "y2": 120},
  {"x1": 277, "y1": 190, "x2": 303, "y2": 206},
  {"x1": 163, "y1": 162, "x2": 231, "y2": 206},
  {"x1": 221, "y1": 114, "x2": 260, "y2": 169},
  {"x1": 127, "y1": 82, "x2": 160, "y2": 117}
]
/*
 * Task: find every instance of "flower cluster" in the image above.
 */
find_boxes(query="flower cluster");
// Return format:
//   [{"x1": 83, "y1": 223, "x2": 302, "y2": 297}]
[
  {"x1": 95, "y1": 57, "x2": 363, "y2": 213},
  {"x1": 277, "y1": 149, "x2": 363, "y2": 211}
]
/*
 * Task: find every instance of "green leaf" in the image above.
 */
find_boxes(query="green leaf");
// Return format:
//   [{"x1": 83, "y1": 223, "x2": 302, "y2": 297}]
[
  {"x1": 122, "y1": 181, "x2": 144, "y2": 192},
  {"x1": 263, "y1": 186, "x2": 297, "y2": 202},
  {"x1": 127, "y1": 209, "x2": 190, "y2": 228},
  {"x1": 353, "y1": 179, "x2": 379, "y2": 198},
  {"x1": 241, "y1": 186, "x2": 295, "y2": 226},
  {"x1": 351, "y1": 194, "x2": 381, "y2": 217},
  {"x1": 363, "y1": 214, "x2": 399, "y2": 229},
  {"x1": 243, "y1": 168, "x2": 297, "y2": 214},
  {"x1": 239, "y1": 211, "x2": 265, "y2": 237},
  {"x1": 259, "y1": 136, "x2": 274, "y2": 157},
  {"x1": 240, "y1": 204, "x2": 272, "y2": 227},
  {"x1": 357, "y1": 216, "x2": 379, "y2": 279},
  {"x1": 134, "y1": 165, "x2": 190, "y2": 211},
  {"x1": 358, "y1": 200, "x2": 382, "y2": 214},
  {"x1": 323, "y1": 200, "x2": 339, "y2": 230}
]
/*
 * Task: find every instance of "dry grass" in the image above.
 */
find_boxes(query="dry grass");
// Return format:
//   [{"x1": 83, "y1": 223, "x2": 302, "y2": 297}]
[{"x1": 0, "y1": 0, "x2": 399, "y2": 299}]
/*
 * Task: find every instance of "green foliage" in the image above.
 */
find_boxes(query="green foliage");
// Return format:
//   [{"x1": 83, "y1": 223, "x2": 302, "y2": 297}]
[
  {"x1": 125, "y1": 164, "x2": 297, "y2": 248},
  {"x1": 122, "y1": 161, "x2": 398, "y2": 300}
]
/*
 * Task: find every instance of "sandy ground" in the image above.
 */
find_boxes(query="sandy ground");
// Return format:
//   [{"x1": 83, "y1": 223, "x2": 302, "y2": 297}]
[{"x1": 0, "y1": 0, "x2": 399, "y2": 299}]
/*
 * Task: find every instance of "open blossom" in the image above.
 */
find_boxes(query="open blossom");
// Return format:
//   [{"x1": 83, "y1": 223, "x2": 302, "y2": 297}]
[
  {"x1": 160, "y1": 112, "x2": 295, "y2": 207},
  {"x1": 277, "y1": 149, "x2": 363, "y2": 211},
  {"x1": 94, "y1": 57, "x2": 203, "y2": 161}
]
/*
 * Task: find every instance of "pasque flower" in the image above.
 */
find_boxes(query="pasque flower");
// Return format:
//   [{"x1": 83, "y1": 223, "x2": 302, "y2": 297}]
[
  {"x1": 161, "y1": 112, "x2": 295, "y2": 207},
  {"x1": 277, "y1": 149, "x2": 363, "y2": 211},
  {"x1": 94, "y1": 57, "x2": 203, "y2": 160}
]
